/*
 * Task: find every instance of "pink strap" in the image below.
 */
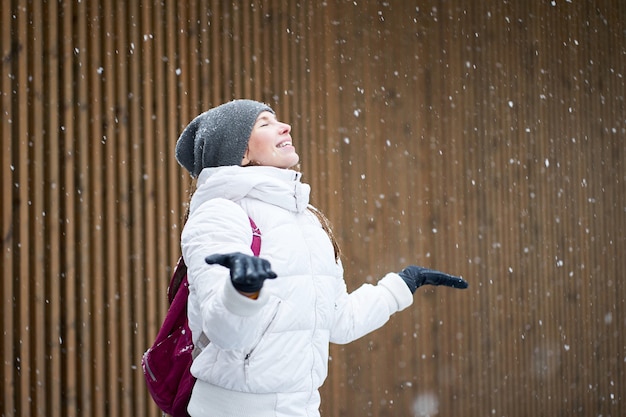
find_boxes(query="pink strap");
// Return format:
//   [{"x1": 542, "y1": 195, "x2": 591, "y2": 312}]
[{"x1": 249, "y1": 217, "x2": 262, "y2": 257}]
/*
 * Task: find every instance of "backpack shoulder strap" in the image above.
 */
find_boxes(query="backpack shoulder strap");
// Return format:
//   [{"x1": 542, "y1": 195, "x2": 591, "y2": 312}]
[
  {"x1": 167, "y1": 257, "x2": 187, "y2": 305},
  {"x1": 249, "y1": 217, "x2": 262, "y2": 257}
]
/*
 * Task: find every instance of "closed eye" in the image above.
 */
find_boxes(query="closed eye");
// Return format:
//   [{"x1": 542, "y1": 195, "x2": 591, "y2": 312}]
[{"x1": 255, "y1": 114, "x2": 277, "y2": 128}]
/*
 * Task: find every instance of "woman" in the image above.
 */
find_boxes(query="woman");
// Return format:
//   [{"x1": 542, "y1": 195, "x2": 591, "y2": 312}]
[{"x1": 175, "y1": 99, "x2": 468, "y2": 417}]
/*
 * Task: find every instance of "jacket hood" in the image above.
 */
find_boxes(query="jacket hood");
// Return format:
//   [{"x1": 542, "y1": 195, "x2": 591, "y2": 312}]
[{"x1": 190, "y1": 165, "x2": 311, "y2": 214}]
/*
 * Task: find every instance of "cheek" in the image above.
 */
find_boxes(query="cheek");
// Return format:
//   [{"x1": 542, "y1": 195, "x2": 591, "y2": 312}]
[{"x1": 248, "y1": 139, "x2": 275, "y2": 162}]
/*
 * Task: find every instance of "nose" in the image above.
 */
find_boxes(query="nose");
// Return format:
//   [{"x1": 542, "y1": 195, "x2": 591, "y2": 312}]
[{"x1": 279, "y1": 121, "x2": 291, "y2": 134}]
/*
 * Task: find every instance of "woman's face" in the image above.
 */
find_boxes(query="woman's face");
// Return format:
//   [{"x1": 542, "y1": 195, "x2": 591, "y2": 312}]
[{"x1": 242, "y1": 111, "x2": 299, "y2": 169}]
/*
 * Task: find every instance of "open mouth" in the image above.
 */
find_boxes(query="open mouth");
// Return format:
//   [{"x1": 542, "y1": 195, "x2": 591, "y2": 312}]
[{"x1": 276, "y1": 140, "x2": 292, "y2": 148}]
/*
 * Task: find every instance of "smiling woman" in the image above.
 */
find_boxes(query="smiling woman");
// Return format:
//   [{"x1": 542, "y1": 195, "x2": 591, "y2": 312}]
[{"x1": 156, "y1": 99, "x2": 468, "y2": 417}]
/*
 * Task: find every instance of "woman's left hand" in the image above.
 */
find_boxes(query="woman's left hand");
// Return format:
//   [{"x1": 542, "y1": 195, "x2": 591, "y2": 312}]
[{"x1": 205, "y1": 252, "x2": 277, "y2": 293}]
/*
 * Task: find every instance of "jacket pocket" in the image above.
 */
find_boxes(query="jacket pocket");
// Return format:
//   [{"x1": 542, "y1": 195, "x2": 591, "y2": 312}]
[{"x1": 244, "y1": 300, "x2": 281, "y2": 383}]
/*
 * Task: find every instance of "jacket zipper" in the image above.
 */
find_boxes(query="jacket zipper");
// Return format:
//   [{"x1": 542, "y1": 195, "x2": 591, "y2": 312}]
[{"x1": 244, "y1": 300, "x2": 281, "y2": 382}]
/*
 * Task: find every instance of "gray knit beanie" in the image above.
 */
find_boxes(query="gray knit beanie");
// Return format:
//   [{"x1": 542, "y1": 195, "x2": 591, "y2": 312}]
[{"x1": 175, "y1": 99, "x2": 274, "y2": 177}]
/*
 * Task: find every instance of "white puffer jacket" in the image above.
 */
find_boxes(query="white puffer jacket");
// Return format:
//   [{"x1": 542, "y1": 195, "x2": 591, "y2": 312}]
[{"x1": 182, "y1": 165, "x2": 413, "y2": 416}]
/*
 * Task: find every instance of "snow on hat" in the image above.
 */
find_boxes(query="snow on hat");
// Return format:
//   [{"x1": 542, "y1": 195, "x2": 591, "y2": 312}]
[{"x1": 175, "y1": 99, "x2": 274, "y2": 177}]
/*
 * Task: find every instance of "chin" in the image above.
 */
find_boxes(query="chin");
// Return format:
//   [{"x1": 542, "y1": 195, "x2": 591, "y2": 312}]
[{"x1": 280, "y1": 155, "x2": 300, "y2": 169}]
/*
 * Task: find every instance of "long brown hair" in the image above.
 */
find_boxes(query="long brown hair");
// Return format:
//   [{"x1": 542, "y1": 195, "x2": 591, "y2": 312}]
[{"x1": 307, "y1": 205, "x2": 341, "y2": 263}]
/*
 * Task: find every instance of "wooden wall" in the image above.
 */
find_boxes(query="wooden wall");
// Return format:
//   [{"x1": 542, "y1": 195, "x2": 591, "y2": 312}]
[{"x1": 1, "y1": 1, "x2": 624, "y2": 416}]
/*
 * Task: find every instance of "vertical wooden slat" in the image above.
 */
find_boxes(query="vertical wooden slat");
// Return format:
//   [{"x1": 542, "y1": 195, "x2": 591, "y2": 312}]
[
  {"x1": 127, "y1": 2, "x2": 145, "y2": 415},
  {"x1": 152, "y1": 1, "x2": 175, "y2": 279},
  {"x1": 268, "y1": 0, "x2": 280, "y2": 106},
  {"x1": 58, "y1": 1, "x2": 78, "y2": 415},
  {"x1": 166, "y1": 0, "x2": 186, "y2": 247},
  {"x1": 299, "y1": 0, "x2": 318, "y2": 200},
  {"x1": 241, "y1": 1, "x2": 252, "y2": 99},
  {"x1": 153, "y1": 0, "x2": 175, "y2": 274},
  {"x1": 85, "y1": 1, "x2": 107, "y2": 412},
  {"x1": 134, "y1": 4, "x2": 158, "y2": 415},
  {"x1": 278, "y1": 0, "x2": 290, "y2": 112},
  {"x1": 100, "y1": 0, "x2": 119, "y2": 413},
  {"x1": 186, "y1": 0, "x2": 200, "y2": 115},
  {"x1": 114, "y1": 1, "x2": 130, "y2": 415},
  {"x1": 250, "y1": 1, "x2": 263, "y2": 101},
  {"x1": 0, "y1": 132, "x2": 14, "y2": 411},
  {"x1": 258, "y1": 0, "x2": 271, "y2": 102},
  {"x1": 290, "y1": 0, "x2": 309, "y2": 173},
  {"x1": 171, "y1": 5, "x2": 188, "y2": 302},
  {"x1": 29, "y1": 0, "x2": 47, "y2": 414},
  {"x1": 42, "y1": 0, "x2": 62, "y2": 413},
  {"x1": 1, "y1": 1, "x2": 15, "y2": 415},
  {"x1": 14, "y1": 1, "x2": 32, "y2": 415},
  {"x1": 139, "y1": 2, "x2": 161, "y2": 415},
  {"x1": 208, "y1": 0, "x2": 221, "y2": 104},
  {"x1": 223, "y1": 1, "x2": 234, "y2": 99},
  {"x1": 177, "y1": 1, "x2": 190, "y2": 127},
  {"x1": 285, "y1": 0, "x2": 299, "y2": 131},
  {"x1": 197, "y1": 0, "x2": 210, "y2": 109},
  {"x1": 231, "y1": 1, "x2": 242, "y2": 99}
]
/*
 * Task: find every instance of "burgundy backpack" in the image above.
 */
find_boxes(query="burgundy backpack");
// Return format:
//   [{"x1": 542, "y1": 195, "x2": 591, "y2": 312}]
[{"x1": 142, "y1": 218, "x2": 261, "y2": 417}]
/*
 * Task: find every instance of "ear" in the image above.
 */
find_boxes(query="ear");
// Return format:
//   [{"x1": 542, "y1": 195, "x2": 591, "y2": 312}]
[{"x1": 241, "y1": 148, "x2": 251, "y2": 166}]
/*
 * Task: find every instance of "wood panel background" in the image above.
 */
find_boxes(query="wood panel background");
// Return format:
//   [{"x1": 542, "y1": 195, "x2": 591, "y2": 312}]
[{"x1": 1, "y1": 1, "x2": 624, "y2": 416}]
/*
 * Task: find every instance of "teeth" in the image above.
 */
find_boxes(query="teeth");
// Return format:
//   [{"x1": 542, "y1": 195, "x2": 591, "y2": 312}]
[{"x1": 277, "y1": 142, "x2": 292, "y2": 148}]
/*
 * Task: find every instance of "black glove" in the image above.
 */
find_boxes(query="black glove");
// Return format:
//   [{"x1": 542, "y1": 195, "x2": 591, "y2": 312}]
[
  {"x1": 205, "y1": 252, "x2": 277, "y2": 293},
  {"x1": 398, "y1": 265, "x2": 468, "y2": 294}
]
